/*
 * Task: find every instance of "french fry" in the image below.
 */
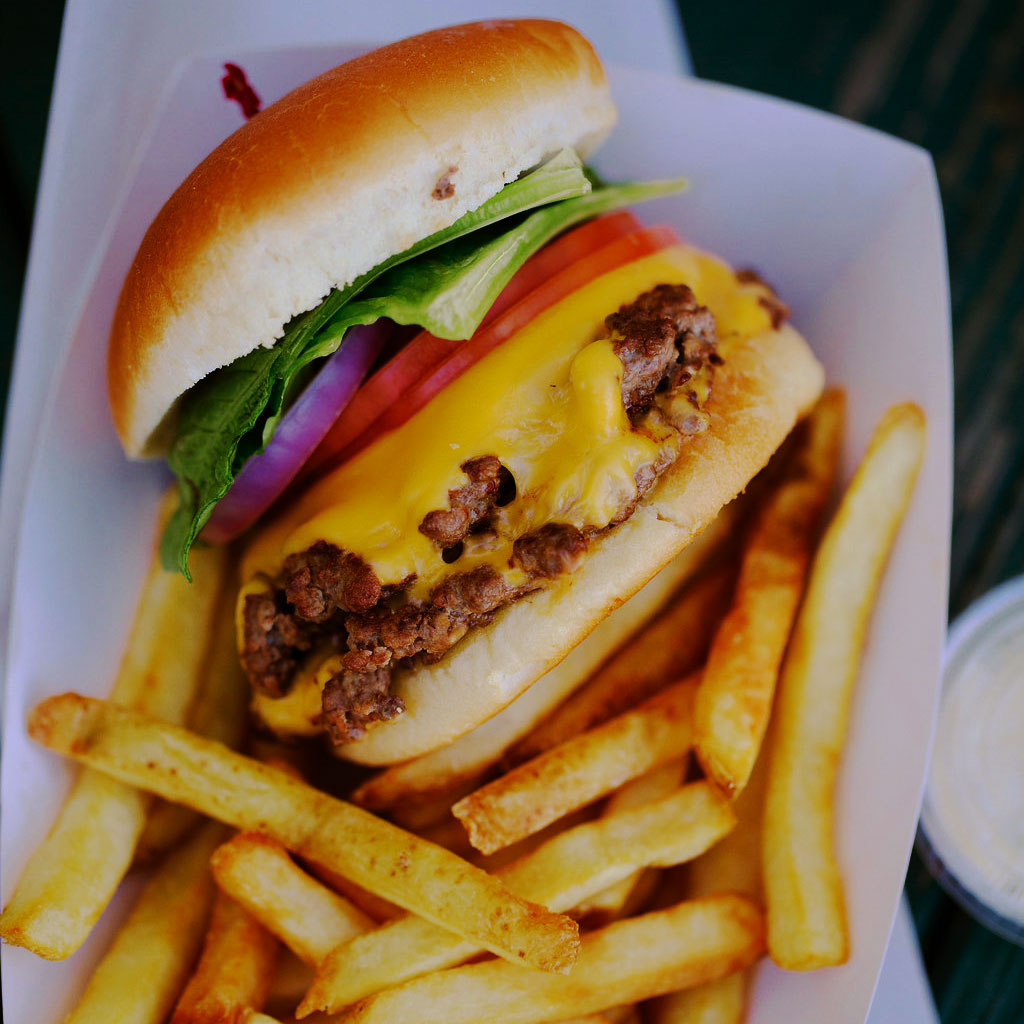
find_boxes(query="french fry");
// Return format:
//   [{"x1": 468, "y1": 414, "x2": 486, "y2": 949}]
[
  {"x1": 690, "y1": 746, "x2": 768, "y2": 903},
  {"x1": 0, "y1": 772, "x2": 146, "y2": 961},
  {"x1": 0, "y1": 504, "x2": 228, "y2": 960},
  {"x1": 452, "y1": 677, "x2": 698, "y2": 855},
  {"x1": 415, "y1": 805, "x2": 598, "y2": 870},
  {"x1": 415, "y1": 814, "x2": 478, "y2": 860},
  {"x1": 657, "y1": 748, "x2": 769, "y2": 1024},
  {"x1": 63, "y1": 820, "x2": 227, "y2": 1024},
  {"x1": 388, "y1": 774, "x2": 483, "y2": 832},
  {"x1": 508, "y1": 562, "x2": 735, "y2": 768},
  {"x1": 326, "y1": 895, "x2": 764, "y2": 1024},
  {"x1": 646, "y1": 974, "x2": 746, "y2": 1024},
  {"x1": 133, "y1": 792, "x2": 200, "y2": 870},
  {"x1": 763, "y1": 402, "x2": 925, "y2": 970},
  {"x1": 694, "y1": 390, "x2": 843, "y2": 796},
  {"x1": 27, "y1": 695, "x2": 580, "y2": 973},
  {"x1": 603, "y1": 758, "x2": 690, "y2": 817},
  {"x1": 478, "y1": 805, "x2": 598, "y2": 872},
  {"x1": 200, "y1": 746, "x2": 368, "y2": 974},
  {"x1": 136, "y1": 577, "x2": 251, "y2": 865},
  {"x1": 211, "y1": 831, "x2": 375, "y2": 965},
  {"x1": 307, "y1": 865, "x2": 404, "y2": 923},
  {"x1": 171, "y1": 888, "x2": 279, "y2": 1024},
  {"x1": 573, "y1": 758, "x2": 688, "y2": 923},
  {"x1": 302, "y1": 781, "x2": 734, "y2": 1014},
  {"x1": 350, "y1": 518, "x2": 732, "y2": 813}
]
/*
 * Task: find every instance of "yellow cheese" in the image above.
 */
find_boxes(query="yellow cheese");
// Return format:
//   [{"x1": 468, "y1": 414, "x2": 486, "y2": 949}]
[{"x1": 243, "y1": 243, "x2": 773, "y2": 593}]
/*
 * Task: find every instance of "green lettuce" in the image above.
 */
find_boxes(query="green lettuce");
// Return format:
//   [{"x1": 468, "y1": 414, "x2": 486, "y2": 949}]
[{"x1": 162, "y1": 154, "x2": 686, "y2": 576}]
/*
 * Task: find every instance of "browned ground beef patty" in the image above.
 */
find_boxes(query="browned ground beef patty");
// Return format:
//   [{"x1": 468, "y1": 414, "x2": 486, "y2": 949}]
[
  {"x1": 418, "y1": 455, "x2": 511, "y2": 550},
  {"x1": 241, "y1": 280, "x2": 764, "y2": 744}
]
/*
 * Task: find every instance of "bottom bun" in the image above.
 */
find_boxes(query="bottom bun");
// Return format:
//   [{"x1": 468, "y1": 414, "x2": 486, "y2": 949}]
[{"x1": 333, "y1": 322, "x2": 824, "y2": 765}]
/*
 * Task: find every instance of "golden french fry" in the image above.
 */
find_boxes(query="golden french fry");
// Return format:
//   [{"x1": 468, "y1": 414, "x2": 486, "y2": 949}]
[
  {"x1": 171, "y1": 888, "x2": 279, "y2": 1024},
  {"x1": 415, "y1": 815, "x2": 479, "y2": 860},
  {"x1": 241, "y1": 1014, "x2": 283, "y2": 1024},
  {"x1": 605, "y1": 758, "x2": 689, "y2": 815},
  {"x1": 303, "y1": 781, "x2": 734, "y2": 1014},
  {"x1": 453, "y1": 677, "x2": 698, "y2": 855},
  {"x1": 602, "y1": 866, "x2": 663, "y2": 921},
  {"x1": 414, "y1": 802, "x2": 597, "y2": 869},
  {"x1": 63, "y1": 820, "x2": 227, "y2": 1024},
  {"x1": 647, "y1": 973, "x2": 747, "y2": 1024},
  {"x1": 351, "y1": 520, "x2": 732, "y2": 813},
  {"x1": 0, "y1": 771, "x2": 148, "y2": 961},
  {"x1": 326, "y1": 895, "x2": 764, "y2": 1024},
  {"x1": 574, "y1": 758, "x2": 687, "y2": 923},
  {"x1": 134, "y1": 793, "x2": 199, "y2": 866},
  {"x1": 662, "y1": 748, "x2": 769, "y2": 1024},
  {"x1": 27, "y1": 695, "x2": 579, "y2": 973},
  {"x1": 388, "y1": 775, "x2": 484, "y2": 832},
  {"x1": 763, "y1": 402, "x2": 925, "y2": 970},
  {"x1": 307, "y1": 865, "x2": 404, "y2": 923},
  {"x1": 508, "y1": 561, "x2": 735, "y2": 769},
  {"x1": 136, "y1": 579, "x2": 251, "y2": 865},
  {"x1": 0, "y1": 504, "x2": 228, "y2": 960},
  {"x1": 211, "y1": 831, "x2": 375, "y2": 965},
  {"x1": 695, "y1": 390, "x2": 843, "y2": 796},
  {"x1": 689, "y1": 743, "x2": 768, "y2": 902},
  {"x1": 478, "y1": 805, "x2": 598, "y2": 872},
  {"x1": 206, "y1": 747, "x2": 357, "y2": 974},
  {"x1": 106, "y1": 494, "x2": 227, "y2": 721}
]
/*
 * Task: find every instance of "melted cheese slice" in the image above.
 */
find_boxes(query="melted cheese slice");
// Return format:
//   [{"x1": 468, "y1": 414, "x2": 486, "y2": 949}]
[{"x1": 243, "y1": 243, "x2": 773, "y2": 593}]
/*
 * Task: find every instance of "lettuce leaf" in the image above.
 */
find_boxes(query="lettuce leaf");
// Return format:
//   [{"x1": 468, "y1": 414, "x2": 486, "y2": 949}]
[{"x1": 162, "y1": 160, "x2": 686, "y2": 576}]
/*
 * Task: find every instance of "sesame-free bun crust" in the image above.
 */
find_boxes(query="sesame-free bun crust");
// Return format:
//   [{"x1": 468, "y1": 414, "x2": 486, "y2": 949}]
[
  {"x1": 108, "y1": 20, "x2": 616, "y2": 456},
  {"x1": 339, "y1": 322, "x2": 824, "y2": 765}
]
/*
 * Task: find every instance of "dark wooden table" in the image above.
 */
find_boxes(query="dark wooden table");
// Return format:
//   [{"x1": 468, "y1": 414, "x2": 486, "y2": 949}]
[{"x1": 3, "y1": 3, "x2": 1023, "y2": 1021}]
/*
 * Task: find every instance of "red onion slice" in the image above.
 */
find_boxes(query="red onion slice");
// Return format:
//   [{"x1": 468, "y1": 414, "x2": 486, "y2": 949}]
[{"x1": 202, "y1": 321, "x2": 391, "y2": 543}]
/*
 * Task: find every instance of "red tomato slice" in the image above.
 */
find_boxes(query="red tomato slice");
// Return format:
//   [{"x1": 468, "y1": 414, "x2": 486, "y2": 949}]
[
  {"x1": 481, "y1": 210, "x2": 642, "y2": 328},
  {"x1": 308, "y1": 222, "x2": 680, "y2": 480},
  {"x1": 302, "y1": 212, "x2": 641, "y2": 481}
]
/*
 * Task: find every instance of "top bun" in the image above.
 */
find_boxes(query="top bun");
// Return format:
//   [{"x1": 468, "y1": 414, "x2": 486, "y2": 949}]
[{"x1": 108, "y1": 20, "x2": 616, "y2": 457}]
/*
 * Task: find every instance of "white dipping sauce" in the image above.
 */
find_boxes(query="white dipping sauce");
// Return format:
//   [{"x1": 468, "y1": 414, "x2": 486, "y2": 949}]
[{"x1": 919, "y1": 575, "x2": 1024, "y2": 941}]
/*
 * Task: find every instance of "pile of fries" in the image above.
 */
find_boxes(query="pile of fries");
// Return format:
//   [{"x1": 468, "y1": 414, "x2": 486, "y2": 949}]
[{"x1": 1, "y1": 394, "x2": 925, "y2": 1023}]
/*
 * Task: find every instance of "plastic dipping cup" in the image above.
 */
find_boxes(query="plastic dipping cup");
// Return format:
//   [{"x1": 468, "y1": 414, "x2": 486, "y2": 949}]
[{"x1": 917, "y1": 574, "x2": 1024, "y2": 945}]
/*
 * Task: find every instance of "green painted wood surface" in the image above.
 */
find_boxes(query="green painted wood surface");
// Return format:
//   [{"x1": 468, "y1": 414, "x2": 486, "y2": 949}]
[{"x1": 2, "y1": 2, "x2": 1023, "y2": 1021}]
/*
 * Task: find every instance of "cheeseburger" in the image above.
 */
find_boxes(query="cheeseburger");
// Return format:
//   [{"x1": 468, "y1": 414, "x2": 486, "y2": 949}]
[{"x1": 107, "y1": 20, "x2": 823, "y2": 766}]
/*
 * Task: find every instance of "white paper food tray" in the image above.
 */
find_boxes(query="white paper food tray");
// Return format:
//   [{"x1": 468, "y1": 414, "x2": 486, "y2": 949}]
[{"x1": 1, "y1": 37, "x2": 950, "y2": 1024}]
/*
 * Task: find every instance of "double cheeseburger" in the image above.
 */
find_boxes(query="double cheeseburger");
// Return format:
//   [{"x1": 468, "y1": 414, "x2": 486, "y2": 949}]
[{"x1": 107, "y1": 20, "x2": 823, "y2": 766}]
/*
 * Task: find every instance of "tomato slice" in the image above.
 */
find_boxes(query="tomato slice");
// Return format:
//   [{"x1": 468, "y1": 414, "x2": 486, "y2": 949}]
[
  {"x1": 307, "y1": 222, "x2": 680, "y2": 481},
  {"x1": 302, "y1": 212, "x2": 641, "y2": 481},
  {"x1": 481, "y1": 210, "x2": 642, "y2": 328}
]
